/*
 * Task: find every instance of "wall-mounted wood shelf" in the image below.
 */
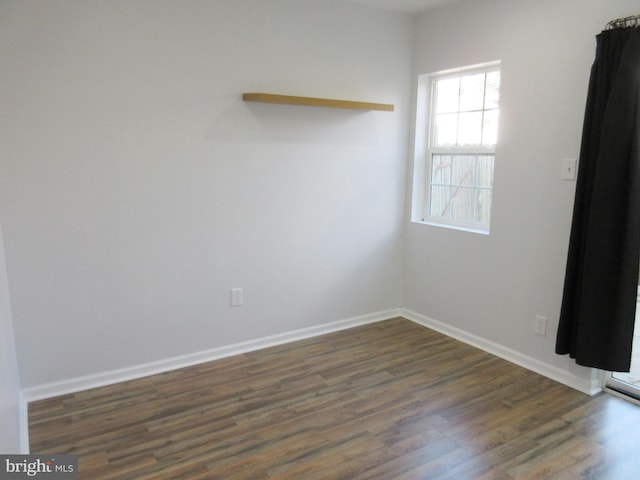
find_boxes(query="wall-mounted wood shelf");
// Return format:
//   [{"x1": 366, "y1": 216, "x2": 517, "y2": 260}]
[{"x1": 242, "y1": 93, "x2": 394, "y2": 112}]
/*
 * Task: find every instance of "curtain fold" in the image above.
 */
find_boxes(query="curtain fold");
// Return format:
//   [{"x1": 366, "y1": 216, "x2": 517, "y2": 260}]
[{"x1": 556, "y1": 26, "x2": 640, "y2": 371}]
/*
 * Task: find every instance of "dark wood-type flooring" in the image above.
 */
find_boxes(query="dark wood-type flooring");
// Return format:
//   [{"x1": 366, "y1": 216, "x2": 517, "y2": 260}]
[{"x1": 29, "y1": 318, "x2": 640, "y2": 479}]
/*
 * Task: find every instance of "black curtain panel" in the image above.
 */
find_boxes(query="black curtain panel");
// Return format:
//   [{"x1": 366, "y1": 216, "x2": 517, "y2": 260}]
[{"x1": 556, "y1": 20, "x2": 640, "y2": 371}]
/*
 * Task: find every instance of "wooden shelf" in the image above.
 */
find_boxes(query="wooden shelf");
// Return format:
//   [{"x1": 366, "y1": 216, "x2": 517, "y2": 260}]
[{"x1": 242, "y1": 93, "x2": 394, "y2": 112}]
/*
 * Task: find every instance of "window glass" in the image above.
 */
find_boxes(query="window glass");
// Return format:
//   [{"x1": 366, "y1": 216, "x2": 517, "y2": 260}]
[
  {"x1": 436, "y1": 78, "x2": 460, "y2": 113},
  {"x1": 459, "y1": 73, "x2": 485, "y2": 111}
]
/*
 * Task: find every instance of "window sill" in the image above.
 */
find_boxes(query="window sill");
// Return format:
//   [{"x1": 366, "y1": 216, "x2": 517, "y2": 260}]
[{"x1": 411, "y1": 219, "x2": 490, "y2": 236}]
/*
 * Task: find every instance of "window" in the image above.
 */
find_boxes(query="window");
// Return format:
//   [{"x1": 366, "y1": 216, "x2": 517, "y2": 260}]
[{"x1": 412, "y1": 63, "x2": 501, "y2": 233}]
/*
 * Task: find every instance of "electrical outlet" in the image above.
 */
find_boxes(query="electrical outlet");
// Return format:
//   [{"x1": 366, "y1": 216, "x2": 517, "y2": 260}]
[
  {"x1": 230, "y1": 288, "x2": 243, "y2": 307},
  {"x1": 534, "y1": 315, "x2": 548, "y2": 336}
]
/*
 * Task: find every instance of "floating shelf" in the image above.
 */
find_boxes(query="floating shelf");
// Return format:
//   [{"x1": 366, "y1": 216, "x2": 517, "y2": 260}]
[{"x1": 242, "y1": 92, "x2": 394, "y2": 112}]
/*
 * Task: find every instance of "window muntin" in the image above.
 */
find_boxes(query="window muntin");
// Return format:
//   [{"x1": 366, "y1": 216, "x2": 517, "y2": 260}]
[{"x1": 423, "y1": 67, "x2": 500, "y2": 232}]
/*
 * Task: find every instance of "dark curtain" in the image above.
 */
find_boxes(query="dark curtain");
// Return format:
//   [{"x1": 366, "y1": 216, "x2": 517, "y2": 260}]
[{"x1": 556, "y1": 26, "x2": 640, "y2": 371}]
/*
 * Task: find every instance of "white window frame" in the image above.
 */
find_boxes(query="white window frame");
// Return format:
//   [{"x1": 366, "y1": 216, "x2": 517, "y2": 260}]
[{"x1": 411, "y1": 61, "x2": 501, "y2": 234}]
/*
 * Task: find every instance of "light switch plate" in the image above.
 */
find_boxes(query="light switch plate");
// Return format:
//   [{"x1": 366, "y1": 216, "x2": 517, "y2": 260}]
[
  {"x1": 230, "y1": 288, "x2": 243, "y2": 307},
  {"x1": 562, "y1": 158, "x2": 577, "y2": 181},
  {"x1": 534, "y1": 315, "x2": 548, "y2": 336}
]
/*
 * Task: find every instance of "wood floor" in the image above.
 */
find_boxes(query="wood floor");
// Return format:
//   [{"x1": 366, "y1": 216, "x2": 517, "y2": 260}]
[{"x1": 29, "y1": 318, "x2": 640, "y2": 479}]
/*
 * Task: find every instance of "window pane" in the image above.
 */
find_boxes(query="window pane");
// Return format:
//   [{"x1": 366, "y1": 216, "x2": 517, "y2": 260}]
[
  {"x1": 475, "y1": 189, "x2": 492, "y2": 223},
  {"x1": 485, "y1": 71, "x2": 500, "y2": 109},
  {"x1": 450, "y1": 187, "x2": 475, "y2": 221},
  {"x1": 482, "y1": 109, "x2": 499, "y2": 146},
  {"x1": 435, "y1": 78, "x2": 459, "y2": 113},
  {"x1": 476, "y1": 155, "x2": 494, "y2": 187},
  {"x1": 434, "y1": 113, "x2": 457, "y2": 146},
  {"x1": 451, "y1": 155, "x2": 475, "y2": 186},
  {"x1": 431, "y1": 155, "x2": 452, "y2": 185},
  {"x1": 430, "y1": 186, "x2": 451, "y2": 218},
  {"x1": 459, "y1": 73, "x2": 485, "y2": 112},
  {"x1": 457, "y1": 111, "x2": 482, "y2": 145}
]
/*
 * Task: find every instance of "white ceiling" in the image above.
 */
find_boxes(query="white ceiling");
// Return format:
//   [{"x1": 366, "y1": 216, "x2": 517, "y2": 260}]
[{"x1": 343, "y1": 0, "x2": 464, "y2": 14}]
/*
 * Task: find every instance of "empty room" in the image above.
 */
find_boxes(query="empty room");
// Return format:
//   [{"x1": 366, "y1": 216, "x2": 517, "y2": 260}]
[{"x1": 2, "y1": 0, "x2": 640, "y2": 478}]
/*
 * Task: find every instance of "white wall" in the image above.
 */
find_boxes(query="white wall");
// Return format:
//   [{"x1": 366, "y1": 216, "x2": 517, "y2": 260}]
[
  {"x1": 0, "y1": 0, "x2": 412, "y2": 389},
  {"x1": 405, "y1": 0, "x2": 640, "y2": 387},
  {"x1": 4, "y1": 0, "x2": 635, "y2": 397},
  {"x1": 0, "y1": 221, "x2": 22, "y2": 453}
]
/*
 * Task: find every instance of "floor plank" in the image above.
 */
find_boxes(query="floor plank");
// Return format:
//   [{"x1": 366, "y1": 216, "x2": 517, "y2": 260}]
[{"x1": 29, "y1": 317, "x2": 640, "y2": 479}]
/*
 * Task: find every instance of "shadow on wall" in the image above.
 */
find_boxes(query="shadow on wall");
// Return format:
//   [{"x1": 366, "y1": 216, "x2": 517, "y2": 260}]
[{"x1": 204, "y1": 97, "x2": 380, "y2": 145}]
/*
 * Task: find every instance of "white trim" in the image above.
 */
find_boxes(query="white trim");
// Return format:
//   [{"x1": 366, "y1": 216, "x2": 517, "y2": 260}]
[
  {"x1": 21, "y1": 309, "x2": 401, "y2": 402},
  {"x1": 19, "y1": 392, "x2": 30, "y2": 453},
  {"x1": 22, "y1": 307, "x2": 601, "y2": 405},
  {"x1": 400, "y1": 308, "x2": 601, "y2": 396},
  {"x1": 412, "y1": 219, "x2": 490, "y2": 236}
]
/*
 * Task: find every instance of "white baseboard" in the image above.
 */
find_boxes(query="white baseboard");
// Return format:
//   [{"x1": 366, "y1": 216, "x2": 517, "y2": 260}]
[
  {"x1": 22, "y1": 309, "x2": 402, "y2": 403},
  {"x1": 19, "y1": 392, "x2": 29, "y2": 453},
  {"x1": 22, "y1": 307, "x2": 599, "y2": 407},
  {"x1": 400, "y1": 308, "x2": 600, "y2": 396}
]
